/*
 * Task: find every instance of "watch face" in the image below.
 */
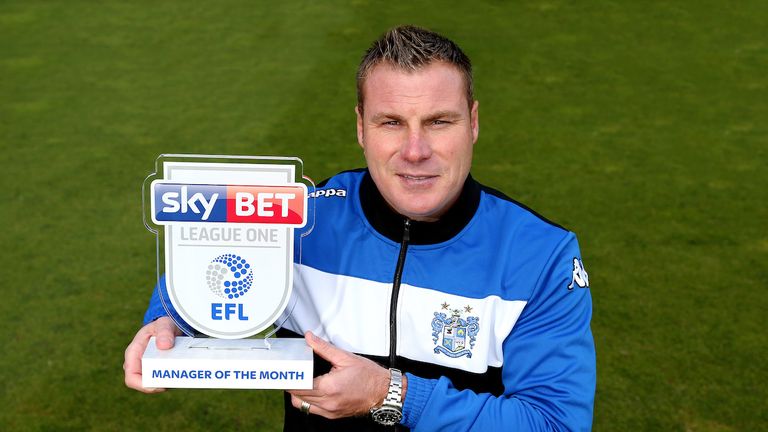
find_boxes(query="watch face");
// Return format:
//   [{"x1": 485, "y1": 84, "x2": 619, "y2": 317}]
[{"x1": 372, "y1": 406, "x2": 402, "y2": 426}]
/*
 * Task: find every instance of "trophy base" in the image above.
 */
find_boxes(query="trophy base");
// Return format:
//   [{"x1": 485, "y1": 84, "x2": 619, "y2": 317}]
[{"x1": 142, "y1": 336, "x2": 313, "y2": 389}]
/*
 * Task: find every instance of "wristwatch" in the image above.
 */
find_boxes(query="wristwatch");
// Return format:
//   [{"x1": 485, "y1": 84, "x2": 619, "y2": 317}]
[{"x1": 370, "y1": 368, "x2": 403, "y2": 426}]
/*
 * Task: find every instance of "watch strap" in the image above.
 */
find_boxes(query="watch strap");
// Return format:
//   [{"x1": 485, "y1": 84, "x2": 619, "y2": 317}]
[
  {"x1": 382, "y1": 368, "x2": 403, "y2": 408},
  {"x1": 370, "y1": 368, "x2": 404, "y2": 425}
]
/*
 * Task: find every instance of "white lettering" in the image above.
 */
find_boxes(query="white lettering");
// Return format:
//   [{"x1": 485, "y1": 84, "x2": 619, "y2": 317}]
[
  {"x1": 309, "y1": 188, "x2": 346, "y2": 198},
  {"x1": 180, "y1": 186, "x2": 189, "y2": 213},
  {"x1": 186, "y1": 192, "x2": 203, "y2": 214},
  {"x1": 273, "y1": 193, "x2": 295, "y2": 217},
  {"x1": 236, "y1": 192, "x2": 255, "y2": 216},
  {"x1": 161, "y1": 192, "x2": 180, "y2": 213},
  {"x1": 198, "y1": 193, "x2": 218, "y2": 220},
  {"x1": 257, "y1": 193, "x2": 274, "y2": 217}
]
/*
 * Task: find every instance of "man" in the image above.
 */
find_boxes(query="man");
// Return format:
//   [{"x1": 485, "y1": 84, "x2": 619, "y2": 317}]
[{"x1": 125, "y1": 25, "x2": 596, "y2": 431}]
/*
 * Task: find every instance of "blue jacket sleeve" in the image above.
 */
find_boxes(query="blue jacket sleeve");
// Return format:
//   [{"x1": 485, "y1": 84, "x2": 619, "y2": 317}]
[
  {"x1": 142, "y1": 274, "x2": 195, "y2": 335},
  {"x1": 401, "y1": 234, "x2": 596, "y2": 431}
]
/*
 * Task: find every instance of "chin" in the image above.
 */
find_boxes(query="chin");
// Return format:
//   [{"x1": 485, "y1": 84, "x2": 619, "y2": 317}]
[{"x1": 403, "y1": 205, "x2": 442, "y2": 221}]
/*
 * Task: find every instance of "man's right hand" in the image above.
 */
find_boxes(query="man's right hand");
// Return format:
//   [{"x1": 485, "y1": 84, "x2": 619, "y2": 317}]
[{"x1": 123, "y1": 316, "x2": 182, "y2": 393}]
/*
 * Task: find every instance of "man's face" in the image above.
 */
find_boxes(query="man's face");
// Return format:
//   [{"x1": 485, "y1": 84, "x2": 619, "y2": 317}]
[{"x1": 356, "y1": 61, "x2": 479, "y2": 222}]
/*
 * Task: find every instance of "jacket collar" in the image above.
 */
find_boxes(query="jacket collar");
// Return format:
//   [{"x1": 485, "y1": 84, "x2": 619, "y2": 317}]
[{"x1": 359, "y1": 170, "x2": 480, "y2": 245}]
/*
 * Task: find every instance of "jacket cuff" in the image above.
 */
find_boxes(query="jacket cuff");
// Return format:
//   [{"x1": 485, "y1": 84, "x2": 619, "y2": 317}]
[
  {"x1": 401, "y1": 373, "x2": 436, "y2": 428},
  {"x1": 142, "y1": 282, "x2": 168, "y2": 326}
]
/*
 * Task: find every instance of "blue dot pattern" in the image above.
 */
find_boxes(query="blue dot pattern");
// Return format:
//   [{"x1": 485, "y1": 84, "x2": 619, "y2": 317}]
[{"x1": 205, "y1": 254, "x2": 254, "y2": 299}]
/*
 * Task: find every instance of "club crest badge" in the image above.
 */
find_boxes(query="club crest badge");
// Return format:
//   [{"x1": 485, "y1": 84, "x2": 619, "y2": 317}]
[{"x1": 432, "y1": 303, "x2": 479, "y2": 358}]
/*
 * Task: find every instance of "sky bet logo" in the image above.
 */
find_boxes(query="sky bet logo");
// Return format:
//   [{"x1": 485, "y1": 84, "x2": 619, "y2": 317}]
[{"x1": 151, "y1": 181, "x2": 307, "y2": 226}]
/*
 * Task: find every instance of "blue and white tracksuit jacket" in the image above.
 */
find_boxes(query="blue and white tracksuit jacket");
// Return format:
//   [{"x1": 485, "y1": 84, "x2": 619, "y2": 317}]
[{"x1": 144, "y1": 169, "x2": 596, "y2": 431}]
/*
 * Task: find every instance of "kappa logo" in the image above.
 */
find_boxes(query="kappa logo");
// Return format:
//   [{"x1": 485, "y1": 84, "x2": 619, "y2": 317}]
[
  {"x1": 568, "y1": 257, "x2": 589, "y2": 290},
  {"x1": 431, "y1": 303, "x2": 480, "y2": 359},
  {"x1": 308, "y1": 188, "x2": 346, "y2": 198}
]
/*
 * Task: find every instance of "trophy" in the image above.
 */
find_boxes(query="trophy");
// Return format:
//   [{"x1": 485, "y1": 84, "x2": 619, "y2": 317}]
[{"x1": 140, "y1": 154, "x2": 314, "y2": 389}]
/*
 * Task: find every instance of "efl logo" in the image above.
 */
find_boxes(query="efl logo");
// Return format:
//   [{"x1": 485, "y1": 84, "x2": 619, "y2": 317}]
[
  {"x1": 151, "y1": 181, "x2": 307, "y2": 226},
  {"x1": 207, "y1": 253, "x2": 253, "y2": 322}
]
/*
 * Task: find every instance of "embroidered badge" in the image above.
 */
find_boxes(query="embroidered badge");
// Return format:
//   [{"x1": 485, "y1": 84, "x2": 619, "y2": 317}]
[
  {"x1": 432, "y1": 303, "x2": 479, "y2": 358},
  {"x1": 568, "y1": 257, "x2": 589, "y2": 290}
]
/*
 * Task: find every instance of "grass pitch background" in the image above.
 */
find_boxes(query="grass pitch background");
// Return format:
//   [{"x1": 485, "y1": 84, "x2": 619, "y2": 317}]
[{"x1": 1, "y1": 1, "x2": 766, "y2": 431}]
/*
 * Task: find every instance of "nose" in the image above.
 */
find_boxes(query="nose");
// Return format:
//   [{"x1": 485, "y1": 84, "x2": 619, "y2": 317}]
[{"x1": 400, "y1": 128, "x2": 432, "y2": 162}]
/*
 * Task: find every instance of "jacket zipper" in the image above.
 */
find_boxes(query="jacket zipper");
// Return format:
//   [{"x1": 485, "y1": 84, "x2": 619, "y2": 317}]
[{"x1": 389, "y1": 218, "x2": 410, "y2": 368}]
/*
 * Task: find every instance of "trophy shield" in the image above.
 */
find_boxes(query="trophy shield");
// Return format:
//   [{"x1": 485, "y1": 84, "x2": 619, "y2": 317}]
[{"x1": 140, "y1": 154, "x2": 315, "y2": 389}]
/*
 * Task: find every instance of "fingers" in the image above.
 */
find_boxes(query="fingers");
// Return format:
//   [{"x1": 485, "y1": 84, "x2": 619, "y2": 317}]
[
  {"x1": 304, "y1": 331, "x2": 349, "y2": 365},
  {"x1": 289, "y1": 393, "x2": 340, "y2": 420},
  {"x1": 288, "y1": 346, "x2": 388, "y2": 418},
  {"x1": 123, "y1": 343, "x2": 147, "y2": 391},
  {"x1": 289, "y1": 334, "x2": 391, "y2": 419},
  {"x1": 290, "y1": 394, "x2": 309, "y2": 412},
  {"x1": 124, "y1": 327, "x2": 153, "y2": 390},
  {"x1": 124, "y1": 334, "x2": 165, "y2": 393},
  {"x1": 123, "y1": 317, "x2": 180, "y2": 393}
]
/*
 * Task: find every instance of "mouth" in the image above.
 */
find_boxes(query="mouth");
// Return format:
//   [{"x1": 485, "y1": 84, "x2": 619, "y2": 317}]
[
  {"x1": 397, "y1": 173, "x2": 438, "y2": 187},
  {"x1": 399, "y1": 174, "x2": 435, "y2": 181}
]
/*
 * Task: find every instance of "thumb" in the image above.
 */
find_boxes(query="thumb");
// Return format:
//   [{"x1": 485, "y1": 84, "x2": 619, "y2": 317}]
[
  {"x1": 305, "y1": 331, "x2": 349, "y2": 365},
  {"x1": 154, "y1": 317, "x2": 181, "y2": 350}
]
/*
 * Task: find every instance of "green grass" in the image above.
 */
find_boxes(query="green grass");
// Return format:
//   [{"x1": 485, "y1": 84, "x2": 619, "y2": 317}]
[{"x1": 1, "y1": 1, "x2": 766, "y2": 431}]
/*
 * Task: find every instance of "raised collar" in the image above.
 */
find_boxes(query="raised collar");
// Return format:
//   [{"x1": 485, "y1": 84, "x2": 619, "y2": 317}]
[{"x1": 359, "y1": 170, "x2": 481, "y2": 245}]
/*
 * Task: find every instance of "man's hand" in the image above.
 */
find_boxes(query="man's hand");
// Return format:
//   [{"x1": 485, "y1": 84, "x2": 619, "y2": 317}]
[
  {"x1": 123, "y1": 316, "x2": 182, "y2": 393},
  {"x1": 288, "y1": 331, "x2": 402, "y2": 419}
]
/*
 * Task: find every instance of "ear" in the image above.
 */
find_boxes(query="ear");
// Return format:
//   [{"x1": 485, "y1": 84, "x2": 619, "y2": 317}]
[
  {"x1": 355, "y1": 105, "x2": 365, "y2": 150},
  {"x1": 470, "y1": 100, "x2": 479, "y2": 145}
]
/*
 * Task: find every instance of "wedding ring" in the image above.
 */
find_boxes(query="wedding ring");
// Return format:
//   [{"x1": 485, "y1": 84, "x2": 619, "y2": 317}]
[{"x1": 300, "y1": 400, "x2": 311, "y2": 415}]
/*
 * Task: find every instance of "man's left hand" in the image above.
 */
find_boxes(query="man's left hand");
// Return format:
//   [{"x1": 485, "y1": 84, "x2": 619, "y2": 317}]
[{"x1": 287, "y1": 331, "x2": 401, "y2": 419}]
